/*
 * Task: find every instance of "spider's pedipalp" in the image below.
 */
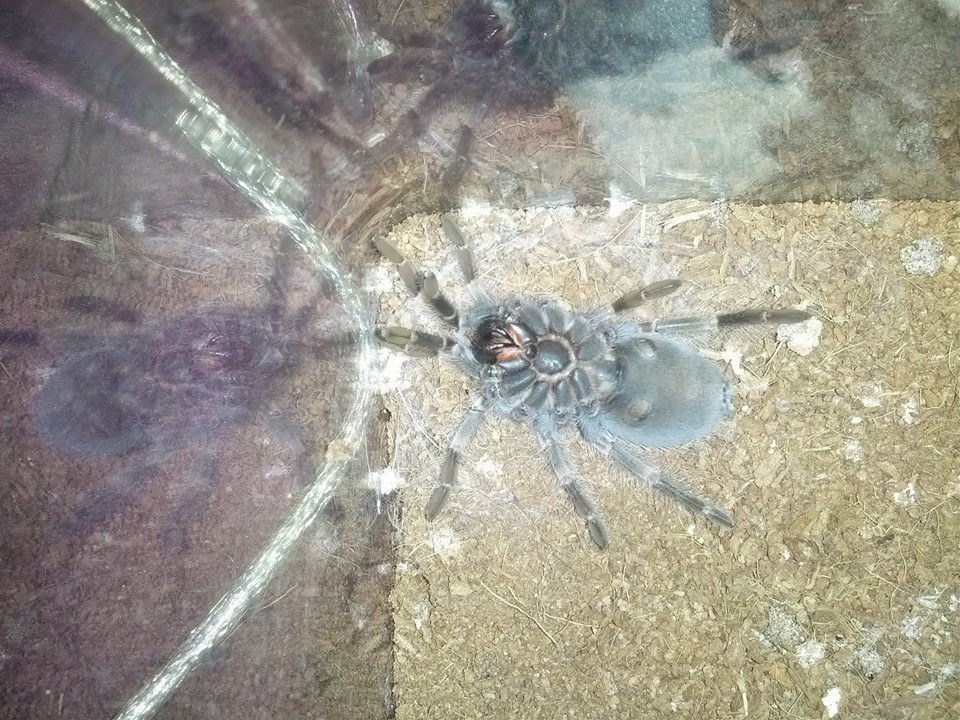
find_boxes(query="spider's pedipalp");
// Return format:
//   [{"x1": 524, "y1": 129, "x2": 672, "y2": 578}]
[
  {"x1": 610, "y1": 445, "x2": 734, "y2": 529},
  {"x1": 426, "y1": 400, "x2": 487, "y2": 520},
  {"x1": 611, "y1": 278, "x2": 683, "y2": 313},
  {"x1": 375, "y1": 325, "x2": 452, "y2": 357}
]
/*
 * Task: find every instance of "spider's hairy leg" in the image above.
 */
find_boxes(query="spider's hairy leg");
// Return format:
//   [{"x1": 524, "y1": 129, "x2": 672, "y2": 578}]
[
  {"x1": 426, "y1": 399, "x2": 487, "y2": 521},
  {"x1": 611, "y1": 279, "x2": 683, "y2": 313},
  {"x1": 636, "y1": 308, "x2": 812, "y2": 334},
  {"x1": 375, "y1": 235, "x2": 460, "y2": 326},
  {"x1": 717, "y1": 309, "x2": 812, "y2": 327},
  {"x1": 539, "y1": 429, "x2": 610, "y2": 548},
  {"x1": 610, "y1": 445, "x2": 735, "y2": 528},
  {"x1": 420, "y1": 271, "x2": 459, "y2": 325},
  {"x1": 440, "y1": 127, "x2": 475, "y2": 198},
  {"x1": 375, "y1": 325, "x2": 454, "y2": 357},
  {"x1": 374, "y1": 236, "x2": 421, "y2": 295},
  {"x1": 441, "y1": 215, "x2": 477, "y2": 282},
  {"x1": 438, "y1": 86, "x2": 492, "y2": 199}
]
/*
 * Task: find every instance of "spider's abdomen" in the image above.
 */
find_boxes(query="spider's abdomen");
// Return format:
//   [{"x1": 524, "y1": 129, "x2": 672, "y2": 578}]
[{"x1": 595, "y1": 335, "x2": 733, "y2": 447}]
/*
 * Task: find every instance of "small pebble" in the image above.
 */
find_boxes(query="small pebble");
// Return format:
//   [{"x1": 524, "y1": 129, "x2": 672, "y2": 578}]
[{"x1": 900, "y1": 236, "x2": 943, "y2": 276}]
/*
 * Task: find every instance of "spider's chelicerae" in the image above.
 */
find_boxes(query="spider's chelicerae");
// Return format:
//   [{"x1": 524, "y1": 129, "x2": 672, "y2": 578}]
[{"x1": 376, "y1": 218, "x2": 810, "y2": 548}]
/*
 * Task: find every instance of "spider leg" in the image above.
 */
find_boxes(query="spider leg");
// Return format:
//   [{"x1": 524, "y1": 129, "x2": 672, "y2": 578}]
[
  {"x1": 439, "y1": 84, "x2": 494, "y2": 197},
  {"x1": 611, "y1": 279, "x2": 683, "y2": 313},
  {"x1": 635, "y1": 308, "x2": 811, "y2": 335},
  {"x1": 609, "y1": 444, "x2": 734, "y2": 528},
  {"x1": 375, "y1": 236, "x2": 460, "y2": 326},
  {"x1": 538, "y1": 430, "x2": 609, "y2": 548},
  {"x1": 374, "y1": 236, "x2": 421, "y2": 295},
  {"x1": 0, "y1": 329, "x2": 42, "y2": 345},
  {"x1": 375, "y1": 325, "x2": 454, "y2": 357},
  {"x1": 717, "y1": 309, "x2": 812, "y2": 327},
  {"x1": 51, "y1": 433, "x2": 174, "y2": 539},
  {"x1": 53, "y1": 467, "x2": 152, "y2": 539},
  {"x1": 440, "y1": 126, "x2": 476, "y2": 197},
  {"x1": 62, "y1": 295, "x2": 140, "y2": 323},
  {"x1": 386, "y1": 75, "x2": 458, "y2": 146},
  {"x1": 425, "y1": 399, "x2": 487, "y2": 520},
  {"x1": 610, "y1": 277, "x2": 810, "y2": 332},
  {"x1": 158, "y1": 452, "x2": 216, "y2": 550},
  {"x1": 441, "y1": 215, "x2": 477, "y2": 282},
  {"x1": 421, "y1": 271, "x2": 458, "y2": 324}
]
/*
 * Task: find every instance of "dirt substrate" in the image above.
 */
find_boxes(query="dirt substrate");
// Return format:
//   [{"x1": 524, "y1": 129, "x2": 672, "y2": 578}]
[
  {"x1": 3, "y1": 199, "x2": 957, "y2": 719},
  {"x1": 379, "y1": 200, "x2": 959, "y2": 719}
]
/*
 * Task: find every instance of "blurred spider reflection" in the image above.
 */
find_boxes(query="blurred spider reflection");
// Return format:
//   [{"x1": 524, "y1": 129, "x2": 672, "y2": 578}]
[
  {"x1": 119, "y1": 0, "x2": 723, "y2": 203},
  {"x1": 2, "y1": 240, "x2": 350, "y2": 547},
  {"x1": 364, "y1": 0, "x2": 716, "y2": 194}
]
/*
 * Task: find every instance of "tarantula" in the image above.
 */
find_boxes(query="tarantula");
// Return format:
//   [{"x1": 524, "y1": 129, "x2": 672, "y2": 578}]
[
  {"x1": 376, "y1": 217, "x2": 810, "y2": 547},
  {"x1": 365, "y1": 0, "x2": 717, "y2": 194},
  {"x1": 371, "y1": 0, "x2": 717, "y2": 107},
  {"x1": 2, "y1": 243, "x2": 344, "y2": 543}
]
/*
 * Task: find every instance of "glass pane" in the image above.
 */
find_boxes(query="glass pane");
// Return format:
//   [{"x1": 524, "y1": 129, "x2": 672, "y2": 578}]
[{"x1": 2, "y1": 2, "x2": 958, "y2": 719}]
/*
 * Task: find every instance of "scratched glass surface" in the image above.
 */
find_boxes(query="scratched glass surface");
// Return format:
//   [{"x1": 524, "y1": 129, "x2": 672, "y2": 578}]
[
  {"x1": 1, "y1": 3, "x2": 385, "y2": 719},
  {"x1": 1, "y1": 1, "x2": 958, "y2": 719}
]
